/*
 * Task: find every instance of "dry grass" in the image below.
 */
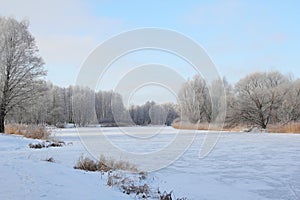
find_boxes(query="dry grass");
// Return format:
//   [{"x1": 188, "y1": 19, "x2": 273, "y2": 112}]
[
  {"x1": 74, "y1": 155, "x2": 139, "y2": 173},
  {"x1": 174, "y1": 121, "x2": 300, "y2": 134},
  {"x1": 268, "y1": 122, "x2": 300, "y2": 134},
  {"x1": 172, "y1": 121, "x2": 244, "y2": 132},
  {"x1": 99, "y1": 155, "x2": 139, "y2": 172},
  {"x1": 74, "y1": 156, "x2": 98, "y2": 172},
  {"x1": 172, "y1": 122, "x2": 208, "y2": 130},
  {"x1": 5, "y1": 124, "x2": 50, "y2": 139}
]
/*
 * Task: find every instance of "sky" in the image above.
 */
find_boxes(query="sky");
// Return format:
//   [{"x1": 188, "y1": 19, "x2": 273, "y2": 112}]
[{"x1": 0, "y1": 0, "x2": 300, "y2": 104}]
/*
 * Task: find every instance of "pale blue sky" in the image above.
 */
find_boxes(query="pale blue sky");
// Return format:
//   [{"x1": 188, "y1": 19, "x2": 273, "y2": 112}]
[{"x1": 1, "y1": 0, "x2": 300, "y2": 90}]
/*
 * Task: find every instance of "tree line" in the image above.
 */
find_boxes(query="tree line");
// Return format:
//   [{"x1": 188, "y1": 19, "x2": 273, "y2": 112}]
[
  {"x1": 178, "y1": 72, "x2": 300, "y2": 129},
  {"x1": 5, "y1": 82, "x2": 179, "y2": 127}
]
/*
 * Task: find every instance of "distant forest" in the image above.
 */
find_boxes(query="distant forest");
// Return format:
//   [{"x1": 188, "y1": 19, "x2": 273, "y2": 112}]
[{"x1": 5, "y1": 82, "x2": 179, "y2": 127}]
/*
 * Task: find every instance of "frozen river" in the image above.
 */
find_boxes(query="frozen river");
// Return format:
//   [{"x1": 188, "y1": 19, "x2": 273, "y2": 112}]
[
  {"x1": 1, "y1": 126, "x2": 299, "y2": 200},
  {"x1": 55, "y1": 126, "x2": 300, "y2": 200}
]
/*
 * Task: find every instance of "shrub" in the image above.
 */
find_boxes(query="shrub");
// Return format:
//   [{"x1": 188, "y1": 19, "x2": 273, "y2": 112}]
[
  {"x1": 106, "y1": 172, "x2": 151, "y2": 198},
  {"x1": 74, "y1": 156, "x2": 98, "y2": 172},
  {"x1": 46, "y1": 141, "x2": 65, "y2": 147},
  {"x1": 29, "y1": 143, "x2": 46, "y2": 149},
  {"x1": 121, "y1": 182, "x2": 150, "y2": 197},
  {"x1": 97, "y1": 158, "x2": 111, "y2": 172},
  {"x1": 74, "y1": 155, "x2": 139, "y2": 173},
  {"x1": 29, "y1": 141, "x2": 65, "y2": 149},
  {"x1": 99, "y1": 155, "x2": 139, "y2": 172},
  {"x1": 5, "y1": 124, "x2": 50, "y2": 139},
  {"x1": 159, "y1": 191, "x2": 173, "y2": 200}
]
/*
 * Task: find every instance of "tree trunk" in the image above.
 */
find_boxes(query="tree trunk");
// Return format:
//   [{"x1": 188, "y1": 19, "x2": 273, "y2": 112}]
[{"x1": 0, "y1": 112, "x2": 5, "y2": 133}]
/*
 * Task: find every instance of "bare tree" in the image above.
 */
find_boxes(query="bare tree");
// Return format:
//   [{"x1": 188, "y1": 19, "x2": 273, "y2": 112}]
[
  {"x1": 277, "y1": 79, "x2": 300, "y2": 124},
  {"x1": 127, "y1": 101, "x2": 178, "y2": 126},
  {"x1": 95, "y1": 90, "x2": 125, "y2": 124},
  {"x1": 161, "y1": 103, "x2": 179, "y2": 126},
  {"x1": 72, "y1": 86, "x2": 96, "y2": 126},
  {"x1": 178, "y1": 75, "x2": 211, "y2": 123},
  {"x1": 0, "y1": 17, "x2": 46, "y2": 132},
  {"x1": 234, "y1": 71, "x2": 289, "y2": 129},
  {"x1": 149, "y1": 104, "x2": 167, "y2": 125}
]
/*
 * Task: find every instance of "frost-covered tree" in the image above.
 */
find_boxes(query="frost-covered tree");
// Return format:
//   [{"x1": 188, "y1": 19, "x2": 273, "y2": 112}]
[
  {"x1": 5, "y1": 81, "x2": 48, "y2": 125},
  {"x1": 129, "y1": 101, "x2": 153, "y2": 125},
  {"x1": 149, "y1": 104, "x2": 167, "y2": 125},
  {"x1": 277, "y1": 79, "x2": 300, "y2": 124},
  {"x1": 95, "y1": 90, "x2": 125, "y2": 124},
  {"x1": 178, "y1": 75, "x2": 211, "y2": 123},
  {"x1": 72, "y1": 86, "x2": 96, "y2": 126},
  {"x1": 162, "y1": 103, "x2": 179, "y2": 126},
  {"x1": 0, "y1": 17, "x2": 46, "y2": 132},
  {"x1": 209, "y1": 77, "x2": 230, "y2": 123},
  {"x1": 234, "y1": 71, "x2": 290, "y2": 129},
  {"x1": 128, "y1": 101, "x2": 178, "y2": 126}
]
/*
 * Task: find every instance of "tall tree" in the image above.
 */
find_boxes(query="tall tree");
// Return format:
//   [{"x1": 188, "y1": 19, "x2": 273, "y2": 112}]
[
  {"x1": 72, "y1": 86, "x2": 96, "y2": 126},
  {"x1": 0, "y1": 17, "x2": 46, "y2": 132},
  {"x1": 178, "y1": 75, "x2": 211, "y2": 123},
  {"x1": 277, "y1": 79, "x2": 300, "y2": 124},
  {"x1": 234, "y1": 72, "x2": 289, "y2": 129}
]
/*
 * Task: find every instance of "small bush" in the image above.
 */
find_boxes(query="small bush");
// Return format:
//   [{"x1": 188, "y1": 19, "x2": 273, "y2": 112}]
[
  {"x1": 159, "y1": 191, "x2": 188, "y2": 200},
  {"x1": 5, "y1": 124, "x2": 50, "y2": 139},
  {"x1": 159, "y1": 191, "x2": 173, "y2": 200},
  {"x1": 74, "y1": 155, "x2": 139, "y2": 173},
  {"x1": 29, "y1": 143, "x2": 46, "y2": 149},
  {"x1": 29, "y1": 141, "x2": 65, "y2": 149},
  {"x1": 121, "y1": 183, "x2": 150, "y2": 197},
  {"x1": 74, "y1": 156, "x2": 98, "y2": 172},
  {"x1": 99, "y1": 155, "x2": 139, "y2": 172},
  {"x1": 97, "y1": 159, "x2": 111, "y2": 172},
  {"x1": 106, "y1": 172, "x2": 151, "y2": 198},
  {"x1": 47, "y1": 141, "x2": 65, "y2": 147}
]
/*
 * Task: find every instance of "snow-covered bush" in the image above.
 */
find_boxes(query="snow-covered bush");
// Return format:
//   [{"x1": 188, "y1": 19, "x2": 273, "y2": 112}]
[{"x1": 29, "y1": 141, "x2": 65, "y2": 149}]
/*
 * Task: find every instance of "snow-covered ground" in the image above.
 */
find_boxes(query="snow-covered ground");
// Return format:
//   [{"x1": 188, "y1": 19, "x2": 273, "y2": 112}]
[
  {"x1": 1, "y1": 127, "x2": 300, "y2": 200},
  {"x1": 0, "y1": 133, "x2": 133, "y2": 200}
]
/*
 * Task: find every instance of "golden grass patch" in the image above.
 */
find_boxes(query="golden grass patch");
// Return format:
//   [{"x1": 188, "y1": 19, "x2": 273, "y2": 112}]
[{"x1": 5, "y1": 124, "x2": 50, "y2": 139}]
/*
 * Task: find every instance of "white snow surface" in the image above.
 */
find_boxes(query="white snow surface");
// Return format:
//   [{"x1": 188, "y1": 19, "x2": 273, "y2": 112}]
[{"x1": 1, "y1": 127, "x2": 300, "y2": 200}]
